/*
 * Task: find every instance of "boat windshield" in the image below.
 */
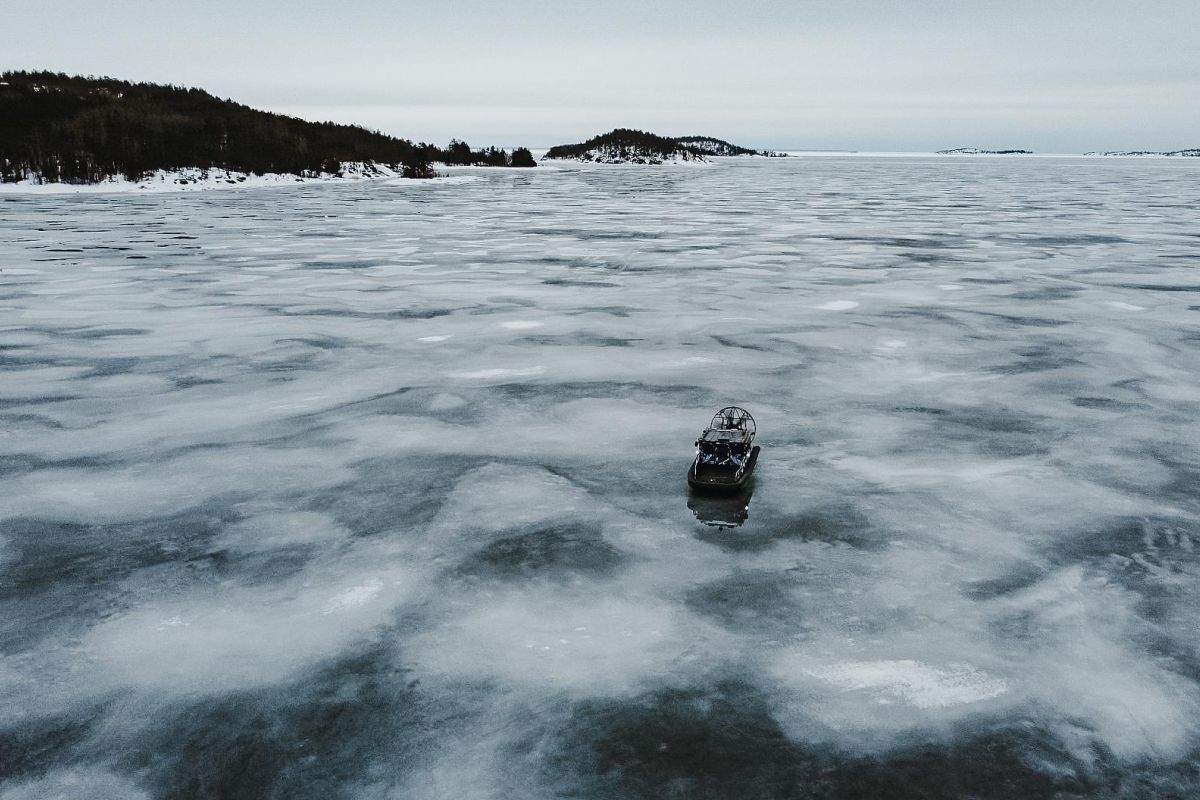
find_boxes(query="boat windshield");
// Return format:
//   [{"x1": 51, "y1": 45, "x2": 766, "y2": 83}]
[{"x1": 702, "y1": 429, "x2": 750, "y2": 443}]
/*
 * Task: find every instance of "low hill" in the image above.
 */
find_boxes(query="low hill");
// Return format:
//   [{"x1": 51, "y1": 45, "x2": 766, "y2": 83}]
[
  {"x1": 674, "y1": 136, "x2": 758, "y2": 157},
  {"x1": 545, "y1": 129, "x2": 777, "y2": 163},
  {"x1": 0, "y1": 71, "x2": 536, "y2": 183},
  {"x1": 545, "y1": 129, "x2": 706, "y2": 164}
]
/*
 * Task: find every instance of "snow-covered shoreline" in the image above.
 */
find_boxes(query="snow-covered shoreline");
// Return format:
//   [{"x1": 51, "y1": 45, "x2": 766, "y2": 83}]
[
  {"x1": 0, "y1": 163, "x2": 479, "y2": 194},
  {"x1": 543, "y1": 146, "x2": 710, "y2": 166},
  {"x1": 6, "y1": 151, "x2": 1197, "y2": 195}
]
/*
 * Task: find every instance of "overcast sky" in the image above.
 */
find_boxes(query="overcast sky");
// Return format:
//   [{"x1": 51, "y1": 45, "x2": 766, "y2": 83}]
[{"x1": 4, "y1": 0, "x2": 1198, "y2": 151}]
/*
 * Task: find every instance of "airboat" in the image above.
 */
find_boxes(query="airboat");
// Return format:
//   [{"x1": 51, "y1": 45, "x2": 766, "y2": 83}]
[{"x1": 687, "y1": 407, "x2": 759, "y2": 492}]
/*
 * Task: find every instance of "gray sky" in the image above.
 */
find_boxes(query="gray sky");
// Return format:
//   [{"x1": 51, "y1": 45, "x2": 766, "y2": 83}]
[{"x1": 5, "y1": 0, "x2": 1198, "y2": 151}]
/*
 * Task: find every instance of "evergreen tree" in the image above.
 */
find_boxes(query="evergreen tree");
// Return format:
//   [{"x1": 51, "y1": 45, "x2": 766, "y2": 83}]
[{"x1": 0, "y1": 71, "x2": 537, "y2": 183}]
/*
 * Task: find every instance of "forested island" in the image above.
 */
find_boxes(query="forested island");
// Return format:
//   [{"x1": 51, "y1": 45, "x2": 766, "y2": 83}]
[
  {"x1": 545, "y1": 129, "x2": 782, "y2": 164},
  {"x1": 0, "y1": 71, "x2": 536, "y2": 184}
]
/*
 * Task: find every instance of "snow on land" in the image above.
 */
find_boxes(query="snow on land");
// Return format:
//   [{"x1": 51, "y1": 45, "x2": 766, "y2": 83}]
[
  {"x1": 550, "y1": 145, "x2": 711, "y2": 165},
  {"x1": 1085, "y1": 149, "x2": 1200, "y2": 158},
  {"x1": 0, "y1": 162, "x2": 478, "y2": 194},
  {"x1": 2, "y1": 155, "x2": 1200, "y2": 796}
]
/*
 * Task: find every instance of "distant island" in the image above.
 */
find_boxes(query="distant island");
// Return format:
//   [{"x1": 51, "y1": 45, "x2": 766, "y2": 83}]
[
  {"x1": 1084, "y1": 149, "x2": 1199, "y2": 157},
  {"x1": 0, "y1": 71, "x2": 537, "y2": 185},
  {"x1": 936, "y1": 148, "x2": 1034, "y2": 155},
  {"x1": 545, "y1": 129, "x2": 784, "y2": 164}
]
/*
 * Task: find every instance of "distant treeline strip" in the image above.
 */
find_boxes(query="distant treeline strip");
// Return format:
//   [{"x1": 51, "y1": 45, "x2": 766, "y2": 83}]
[{"x1": 0, "y1": 71, "x2": 536, "y2": 183}]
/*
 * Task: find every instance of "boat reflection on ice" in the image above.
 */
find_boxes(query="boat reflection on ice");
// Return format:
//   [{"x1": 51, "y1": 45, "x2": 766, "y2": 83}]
[{"x1": 688, "y1": 486, "x2": 754, "y2": 529}]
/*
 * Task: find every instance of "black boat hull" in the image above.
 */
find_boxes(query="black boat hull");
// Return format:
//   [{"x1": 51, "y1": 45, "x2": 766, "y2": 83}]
[{"x1": 687, "y1": 446, "x2": 759, "y2": 492}]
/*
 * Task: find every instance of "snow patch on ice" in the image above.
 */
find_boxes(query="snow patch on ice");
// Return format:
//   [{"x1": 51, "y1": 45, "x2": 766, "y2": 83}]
[
  {"x1": 664, "y1": 355, "x2": 717, "y2": 368},
  {"x1": 80, "y1": 565, "x2": 418, "y2": 693},
  {"x1": 0, "y1": 767, "x2": 150, "y2": 800},
  {"x1": 322, "y1": 580, "x2": 384, "y2": 615},
  {"x1": 409, "y1": 592, "x2": 729, "y2": 696},
  {"x1": 448, "y1": 366, "x2": 545, "y2": 380},
  {"x1": 427, "y1": 393, "x2": 467, "y2": 411},
  {"x1": 801, "y1": 659, "x2": 1009, "y2": 708}
]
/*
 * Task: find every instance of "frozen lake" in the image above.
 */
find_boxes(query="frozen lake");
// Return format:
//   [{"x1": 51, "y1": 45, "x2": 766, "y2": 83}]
[{"x1": 2, "y1": 156, "x2": 1199, "y2": 798}]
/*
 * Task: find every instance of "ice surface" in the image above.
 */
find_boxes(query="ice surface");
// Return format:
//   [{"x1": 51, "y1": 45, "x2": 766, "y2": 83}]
[
  {"x1": 0, "y1": 767, "x2": 149, "y2": 800},
  {"x1": 790, "y1": 658, "x2": 1010, "y2": 709},
  {"x1": 2, "y1": 156, "x2": 1199, "y2": 797}
]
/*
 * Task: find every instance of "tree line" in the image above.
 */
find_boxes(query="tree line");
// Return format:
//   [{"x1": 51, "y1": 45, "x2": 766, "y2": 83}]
[
  {"x1": 0, "y1": 71, "x2": 536, "y2": 183},
  {"x1": 545, "y1": 129, "x2": 706, "y2": 161},
  {"x1": 544, "y1": 129, "x2": 775, "y2": 161}
]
